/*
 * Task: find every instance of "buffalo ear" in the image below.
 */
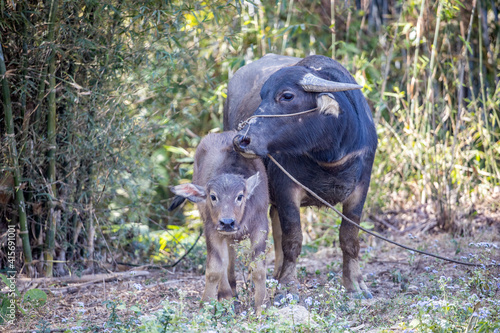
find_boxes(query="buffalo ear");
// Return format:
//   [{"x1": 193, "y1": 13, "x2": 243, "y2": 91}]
[
  {"x1": 245, "y1": 172, "x2": 261, "y2": 199},
  {"x1": 169, "y1": 183, "x2": 206, "y2": 203},
  {"x1": 317, "y1": 93, "x2": 340, "y2": 117}
]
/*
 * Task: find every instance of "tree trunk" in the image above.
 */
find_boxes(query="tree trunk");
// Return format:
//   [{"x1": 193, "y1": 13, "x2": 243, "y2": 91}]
[
  {"x1": 0, "y1": 42, "x2": 34, "y2": 276},
  {"x1": 44, "y1": 0, "x2": 60, "y2": 278}
]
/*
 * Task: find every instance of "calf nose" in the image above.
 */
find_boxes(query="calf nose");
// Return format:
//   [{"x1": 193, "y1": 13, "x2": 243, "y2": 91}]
[
  {"x1": 219, "y1": 218, "x2": 235, "y2": 228},
  {"x1": 233, "y1": 134, "x2": 251, "y2": 150}
]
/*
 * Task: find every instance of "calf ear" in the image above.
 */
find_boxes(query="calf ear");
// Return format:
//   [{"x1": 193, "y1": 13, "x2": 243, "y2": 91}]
[
  {"x1": 245, "y1": 172, "x2": 261, "y2": 199},
  {"x1": 317, "y1": 93, "x2": 340, "y2": 117},
  {"x1": 169, "y1": 184, "x2": 206, "y2": 203}
]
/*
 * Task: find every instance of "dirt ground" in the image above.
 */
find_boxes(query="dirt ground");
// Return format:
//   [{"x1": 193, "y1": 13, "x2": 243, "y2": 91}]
[{"x1": 4, "y1": 205, "x2": 500, "y2": 332}]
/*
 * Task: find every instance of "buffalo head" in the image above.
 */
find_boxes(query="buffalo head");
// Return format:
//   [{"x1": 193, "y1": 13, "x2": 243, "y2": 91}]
[{"x1": 233, "y1": 63, "x2": 363, "y2": 159}]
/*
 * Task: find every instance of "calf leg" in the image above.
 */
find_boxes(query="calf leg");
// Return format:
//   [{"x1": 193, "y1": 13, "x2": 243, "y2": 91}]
[
  {"x1": 252, "y1": 256, "x2": 266, "y2": 313},
  {"x1": 217, "y1": 241, "x2": 233, "y2": 300},
  {"x1": 250, "y1": 222, "x2": 268, "y2": 313},
  {"x1": 340, "y1": 183, "x2": 372, "y2": 299},
  {"x1": 202, "y1": 237, "x2": 232, "y2": 303},
  {"x1": 202, "y1": 259, "x2": 222, "y2": 303},
  {"x1": 227, "y1": 241, "x2": 237, "y2": 297},
  {"x1": 270, "y1": 205, "x2": 283, "y2": 279}
]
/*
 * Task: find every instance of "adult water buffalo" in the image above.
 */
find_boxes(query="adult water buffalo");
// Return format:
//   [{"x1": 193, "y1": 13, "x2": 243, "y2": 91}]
[{"x1": 224, "y1": 54, "x2": 377, "y2": 298}]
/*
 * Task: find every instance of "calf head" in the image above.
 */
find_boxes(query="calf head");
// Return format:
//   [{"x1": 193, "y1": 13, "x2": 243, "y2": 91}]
[
  {"x1": 233, "y1": 66, "x2": 362, "y2": 158},
  {"x1": 170, "y1": 172, "x2": 261, "y2": 234}
]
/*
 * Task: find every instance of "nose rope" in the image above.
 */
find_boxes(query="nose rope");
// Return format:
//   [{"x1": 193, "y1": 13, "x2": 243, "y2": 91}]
[
  {"x1": 237, "y1": 107, "x2": 318, "y2": 131},
  {"x1": 266, "y1": 154, "x2": 499, "y2": 268}
]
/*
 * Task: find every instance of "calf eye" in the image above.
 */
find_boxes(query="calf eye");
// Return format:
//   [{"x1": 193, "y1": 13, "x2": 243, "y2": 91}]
[
  {"x1": 210, "y1": 194, "x2": 217, "y2": 202},
  {"x1": 280, "y1": 92, "x2": 294, "y2": 102},
  {"x1": 236, "y1": 194, "x2": 244, "y2": 202}
]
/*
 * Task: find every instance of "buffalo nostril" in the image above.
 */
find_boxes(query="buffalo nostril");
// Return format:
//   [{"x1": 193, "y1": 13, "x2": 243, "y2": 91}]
[
  {"x1": 233, "y1": 134, "x2": 251, "y2": 149},
  {"x1": 239, "y1": 136, "x2": 251, "y2": 148}
]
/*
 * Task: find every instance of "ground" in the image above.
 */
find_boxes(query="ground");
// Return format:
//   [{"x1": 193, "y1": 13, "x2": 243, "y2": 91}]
[{"x1": 3, "y1": 205, "x2": 500, "y2": 332}]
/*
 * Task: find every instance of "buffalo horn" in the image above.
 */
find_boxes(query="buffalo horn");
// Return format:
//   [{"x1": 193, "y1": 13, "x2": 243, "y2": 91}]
[{"x1": 299, "y1": 73, "x2": 362, "y2": 92}]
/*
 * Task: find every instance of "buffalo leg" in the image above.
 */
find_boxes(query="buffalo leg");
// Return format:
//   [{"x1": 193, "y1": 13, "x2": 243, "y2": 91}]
[
  {"x1": 270, "y1": 205, "x2": 283, "y2": 279},
  {"x1": 340, "y1": 183, "x2": 372, "y2": 299},
  {"x1": 269, "y1": 165, "x2": 304, "y2": 295},
  {"x1": 276, "y1": 197, "x2": 303, "y2": 288}
]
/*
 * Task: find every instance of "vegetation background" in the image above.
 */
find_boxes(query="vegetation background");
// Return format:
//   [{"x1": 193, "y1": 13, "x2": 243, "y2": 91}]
[{"x1": 0, "y1": 0, "x2": 499, "y2": 330}]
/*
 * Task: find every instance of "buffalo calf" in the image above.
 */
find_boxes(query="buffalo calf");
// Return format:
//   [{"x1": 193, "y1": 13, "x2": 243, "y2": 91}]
[{"x1": 169, "y1": 131, "x2": 269, "y2": 312}]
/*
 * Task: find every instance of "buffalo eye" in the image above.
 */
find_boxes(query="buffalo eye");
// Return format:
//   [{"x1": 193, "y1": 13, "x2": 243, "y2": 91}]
[
  {"x1": 279, "y1": 92, "x2": 294, "y2": 102},
  {"x1": 210, "y1": 194, "x2": 217, "y2": 202},
  {"x1": 236, "y1": 194, "x2": 244, "y2": 202}
]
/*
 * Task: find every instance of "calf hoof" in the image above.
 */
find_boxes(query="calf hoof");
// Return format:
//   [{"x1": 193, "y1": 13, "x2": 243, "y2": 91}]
[{"x1": 274, "y1": 292, "x2": 300, "y2": 307}]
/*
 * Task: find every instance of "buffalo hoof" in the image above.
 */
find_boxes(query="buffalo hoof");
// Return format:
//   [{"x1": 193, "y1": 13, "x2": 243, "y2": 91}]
[
  {"x1": 350, "y1": 290, "x2": 373, "y2": 299},
  {"x1": 233, "y1": 299, "x2": 242, "y2": 313}
]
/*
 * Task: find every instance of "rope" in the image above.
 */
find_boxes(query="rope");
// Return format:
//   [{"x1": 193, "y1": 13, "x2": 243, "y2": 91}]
[
  {"x1": 237, "y1": 107, "x2": 318, "y2": 130},
  {"x1": 266, "y1": 154, "x2": 499, "y2": 268},
  {"x1": 169, "y1": 228, "x2": 204, "y2": 267}
]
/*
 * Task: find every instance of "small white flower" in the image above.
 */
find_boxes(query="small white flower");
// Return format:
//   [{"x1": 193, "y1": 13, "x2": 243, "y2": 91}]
[
  {"x1": 409, "y1": 30, "x2": 417, "y2": 40},
  {"x1": 266, "y1": 278, "x2": 279, "y2": 287}
]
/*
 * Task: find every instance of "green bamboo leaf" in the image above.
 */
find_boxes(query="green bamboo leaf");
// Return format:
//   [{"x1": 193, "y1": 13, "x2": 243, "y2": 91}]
[
  {"x1": 176, "y1": 157, "x2": 194, "y2": 163},
  {"x1": 458, "y1": 35, "x2": 473, "y2": 55},
  {"x1": 360, "y1": 222, "x2": 374, "y2": 230},
  {"x1": 164, "y1": 146, "x2": 190, "y2": 156}
]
